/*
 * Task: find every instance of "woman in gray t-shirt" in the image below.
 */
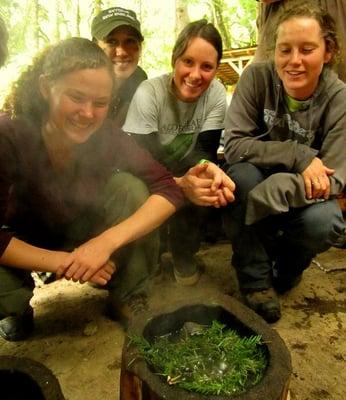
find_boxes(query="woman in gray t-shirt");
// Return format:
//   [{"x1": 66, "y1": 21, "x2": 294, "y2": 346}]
[{"x1": 124, "y1": 20, "x2": 236, "y2": 286}]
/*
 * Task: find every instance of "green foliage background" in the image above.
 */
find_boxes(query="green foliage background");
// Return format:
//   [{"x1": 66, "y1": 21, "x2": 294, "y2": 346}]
[{"x1": 0, "y1": 0, "x2": 257, "y2": 104}]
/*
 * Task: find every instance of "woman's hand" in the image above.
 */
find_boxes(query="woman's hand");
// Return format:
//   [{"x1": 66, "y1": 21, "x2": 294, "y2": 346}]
[
  {"x1": 82, "y1": 261, "x2": 115, "y2": 286},
  {"x1": 56, "y1": 234, "x2": 116, "y2": 285},
  {"x1": 176, "y1": 162, "x2": 235, "y2": 207},
  {"x1": 301, "y1": 157, "x2": 335, "y2": 200}
]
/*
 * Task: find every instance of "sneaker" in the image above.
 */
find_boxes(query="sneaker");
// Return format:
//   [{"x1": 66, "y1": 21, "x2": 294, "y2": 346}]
[
  {"x1": 32, "y1": 272, "x2": 56, "y2": 287},
  {"x1": 173, "y1": 267, "x2": 200, "y2": 286},
  {"x1": 244, "y1": 288, "x2": 281, "y2": 323},
  {"x1": 273, "y1": 274, "x2": 303, "y2": 294},
  {"x1": 0, "y1": 307, "x2": 34, "y2": 341},
  {"x1": 173, "y1": 255, "x2": 203, "y2": 286},
  {"x1": 107, "y1": 292, "x2": 149, "y2": 326}
]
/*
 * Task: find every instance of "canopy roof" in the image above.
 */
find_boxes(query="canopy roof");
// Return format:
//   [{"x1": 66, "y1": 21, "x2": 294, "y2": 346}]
[{"x1": 216, "y1": 46, "x2": 257, "y2": 86}]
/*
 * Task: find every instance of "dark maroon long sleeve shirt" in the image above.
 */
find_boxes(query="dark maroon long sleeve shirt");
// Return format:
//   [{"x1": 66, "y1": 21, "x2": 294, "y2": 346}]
[{"x1": 0, "y1": 115, "x2": 184, "y2": 255}]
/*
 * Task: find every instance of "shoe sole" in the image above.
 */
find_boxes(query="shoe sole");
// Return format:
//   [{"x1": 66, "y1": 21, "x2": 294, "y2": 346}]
[{"x1": 174, "y1": 270, "x2": 201, "y2": 286}]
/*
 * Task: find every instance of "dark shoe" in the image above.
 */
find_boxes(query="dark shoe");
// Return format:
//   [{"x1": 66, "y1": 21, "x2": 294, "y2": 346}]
[
  {"x1": 173, "y1": 267, "x2": 200, "y2": 286},
  {"x1": 173, "y1": 256, "x2": 203, "y2": 286},
  {"x1": 32, "y1": 271, "x2": 56, "y2": 287},
  {"x1": 0, "y1": 307, "x2": 34, "y2": 341},
  {"x1": 273, "y1": 274, "x2": 302, "y2": 294},
  {"x1": 244, "y1": 288, "x2": 281, "y2": 323},
  {"x1": 107, "y1": 292, "x2": 149, "y2": 326}
]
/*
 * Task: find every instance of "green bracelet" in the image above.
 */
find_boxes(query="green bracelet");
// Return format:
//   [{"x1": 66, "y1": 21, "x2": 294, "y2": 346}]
[{"x1": 198, "y1": 159, "x2": 209, "y2": 165}]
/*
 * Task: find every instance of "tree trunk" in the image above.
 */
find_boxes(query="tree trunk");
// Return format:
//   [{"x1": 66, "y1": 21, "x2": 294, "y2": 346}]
[
  {"x1": 75, "y1": 0, "x2": 81, "y2": 36},
  {"x1": 54, "y1": 0, "x2": 60, "y2": 42},
  {"x1": 93, "y1": 0, "x2": 103, "y2": 17},
  {"x1": 33, "y1": 0, "x2": 40, "y2": 50},
  {"x1": 210, "y1": 0, "x2": 232, "y2": 49},
  {"x1": 175, "y1": 0, "x2": 189, "y2": 38}
]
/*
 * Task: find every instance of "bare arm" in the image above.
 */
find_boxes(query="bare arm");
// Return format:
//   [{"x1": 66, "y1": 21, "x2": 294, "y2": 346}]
[
  {"x1": 0, "y1": 238, "x2": 114, "y2": 285},
  {"x1": 1, "y1": 238, "x2": 67, "y2": 272},
  {"x1": 57, "y1": 194, "x2": 177, "y2": 282}
]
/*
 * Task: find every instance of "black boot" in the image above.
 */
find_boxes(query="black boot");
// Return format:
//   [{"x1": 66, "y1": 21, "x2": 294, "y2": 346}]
[
  {"x1": 0, "y1": 307, "x2": 34, "y2": 341},
  {"x1": 244, "y1": 288, "x2": 281, "y2": 323}
]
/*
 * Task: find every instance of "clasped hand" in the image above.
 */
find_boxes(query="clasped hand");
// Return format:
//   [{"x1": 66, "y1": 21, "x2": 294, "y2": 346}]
[
  {"x1": 56, "y1": 235, "x2": 116, "y2": 286},
  {"x1": 179, "y1": 162, "x2": 236, "y2": 207}
]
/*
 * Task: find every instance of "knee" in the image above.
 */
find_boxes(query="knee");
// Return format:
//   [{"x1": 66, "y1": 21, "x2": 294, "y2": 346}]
[
  {"x1": 226, "y1": 162, "x2": 265, "y2": 200},
  {"x1": 106, "y1": 172, "x2": 150, "y2": 208},
  {"x1": 123, "y1": 174, "x2": 150, "y2": 206},
  {"x1": 300, "y1": 200, "x2": 344, "y2": 250},
  {"x1": 100, "y1": 173, "x2": 150, "y2": 225}
]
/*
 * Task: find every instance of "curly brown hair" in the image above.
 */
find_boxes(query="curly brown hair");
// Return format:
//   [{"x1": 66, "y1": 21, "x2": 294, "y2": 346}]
[
  {"x1": 3, "y1": 37, "x2": 114, "y2": 126},
  {"x1": 266, "y1": 1, "x2": 341, "y2": 67}
]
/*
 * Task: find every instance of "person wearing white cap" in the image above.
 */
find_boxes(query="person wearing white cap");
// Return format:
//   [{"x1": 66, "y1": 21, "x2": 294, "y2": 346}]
[{"x1": 91, "y1": 7, "x2": 147, "y2": 126}]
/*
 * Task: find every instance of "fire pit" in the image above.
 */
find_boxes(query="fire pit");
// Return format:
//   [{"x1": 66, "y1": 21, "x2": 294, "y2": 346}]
[
  {"x1": 0, "y1": 355, "x2": 64, "y2": 400},
  {"x1": 120, "y1": 294, "x2": 291, "y2": 400}
]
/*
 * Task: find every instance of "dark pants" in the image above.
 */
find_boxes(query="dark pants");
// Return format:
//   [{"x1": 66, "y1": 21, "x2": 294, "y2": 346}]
[
  {"x1": 0, "y1": 172, "x2": 159, "y2": 316},
  {"x1": 160, "y1": 205, "x2": 207, "y2": 275},
  {"x1": 171, "y1": 205, "x2": 202, "y2": 269},
  {"x1": 224, "y1": 162, "x2": 345, "y2": 292}
]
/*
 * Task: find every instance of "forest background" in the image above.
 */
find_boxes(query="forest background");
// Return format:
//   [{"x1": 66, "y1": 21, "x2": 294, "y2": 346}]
[{"x1": 0, "y1": 0, "x2": 258, "y2": 105}]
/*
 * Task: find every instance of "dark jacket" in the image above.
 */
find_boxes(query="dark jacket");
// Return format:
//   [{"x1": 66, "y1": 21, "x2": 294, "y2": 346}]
[
  {"x1": 224, "y1": 62, "x2": 346, "y2": 224},
  {"x1": 109, "y1": 66, "x2": 147, "y2": 127},
  {"x1": 0, "y1": 115, "x2": 184, "y2": 256}
]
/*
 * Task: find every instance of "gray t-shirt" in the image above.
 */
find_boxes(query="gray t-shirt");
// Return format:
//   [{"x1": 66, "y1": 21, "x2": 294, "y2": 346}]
[{"x1": 123, "y1": 73, "x2": 226, "y2": 164}]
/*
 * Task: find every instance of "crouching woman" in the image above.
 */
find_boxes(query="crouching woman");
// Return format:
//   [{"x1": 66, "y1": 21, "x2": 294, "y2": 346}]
[
  {"x1": 0, "y1": 37, "x2": 184, "y2": 341},
  {"x1": 223, "y1": 2, "x2": 346, "y2": 323}
]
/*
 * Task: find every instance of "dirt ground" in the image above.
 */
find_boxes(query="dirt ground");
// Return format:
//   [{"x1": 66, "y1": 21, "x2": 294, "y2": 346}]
[{"x1": 0, "y1": 241, "x2": 345, "y2": 400}]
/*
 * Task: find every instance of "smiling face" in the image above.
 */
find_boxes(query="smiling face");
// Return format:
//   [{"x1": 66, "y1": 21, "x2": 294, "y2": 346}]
[
  {"x1": 97, "y1": 25, "x2": 141, "y2": 81},
  {"x1": 172, "y1": 37, "x2": 218, "y2": 103},
  {"x1": 275, "y1": 17, "x2": 332, "y2": 100},
  {"x1": 40, "y1": 68, "x2": 112, "y2": 145}
]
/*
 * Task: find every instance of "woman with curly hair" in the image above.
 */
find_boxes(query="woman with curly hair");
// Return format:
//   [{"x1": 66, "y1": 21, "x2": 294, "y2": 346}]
[
  {"x1": 255, "y1": 0, "x2": 346, "y2": 82},
  {"x1": 0, "y1": 37, "x2": 184, "y2": 341},
  {"x1": 224, "y1": 2, "x2": 346, "y2": 322}
]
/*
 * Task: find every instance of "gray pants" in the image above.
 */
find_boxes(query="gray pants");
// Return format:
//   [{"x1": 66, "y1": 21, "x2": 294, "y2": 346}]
[
  {"x1": 0, "y1": 172, "x2": 159, "y2": 316},
  {"x1": 224, "y1": 163, "x2": 345, "y2": 292}
]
